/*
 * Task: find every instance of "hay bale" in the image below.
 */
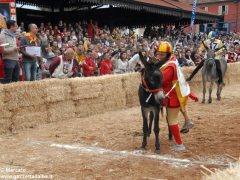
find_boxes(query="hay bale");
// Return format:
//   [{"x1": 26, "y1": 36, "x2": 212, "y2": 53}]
[
  {"x1": 122, "y1": 73, "x2": 140, "y2": 107},
  {"x1": 47, "y1": 100, "x2": 76, "y2": 122},
  {"x1": 44, "y1": 79, "x2": 72, "y2": 103},
  {"x1": 100, "y1": 74, "x2": 127, "y2": 110},
  {"x1": 0, "y1": 85, "x2": 12, "y2": 119},
  {"x1": 0, "y1": 118, "x2": 11, "y2": 134},
  {"x1": 4, "y1": 81, "x2": 46, "y2": 110},
  {"x1": 11, "y1": 105, "x2": 48, "y2": 130},
  {"x1": 70, "y1": 77, "x2": 103, "y2": 100},
  {"x1": 225, "y1": 62, "x2": 240, "y2": 84},
  {"x1": 202, "y1": 162, "x2": 240, "y2": 180},
  {"x1": 75, "y1": 96, "x2": 105, "y2": 117}
]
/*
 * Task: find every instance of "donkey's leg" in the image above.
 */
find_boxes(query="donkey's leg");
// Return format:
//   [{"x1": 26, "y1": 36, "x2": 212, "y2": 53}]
[
  {"x1": 153, "y1": 107, "x2": 160, "y2": 154},
  {"x1": 148, "y1": 111, "x2": 154, "y2": 137},
  {"x1": 217, "y1": 83, "x2": 222, "y2": 101},
  {"x1": 141, "y1": 107, "x2": 148, "y2": 149},
  {"x1": 202, "y1": 74, "x2": 206, "y2": 103},
  {"x1": 208, "y1": 80, "x2": 214, "y2": 103}
]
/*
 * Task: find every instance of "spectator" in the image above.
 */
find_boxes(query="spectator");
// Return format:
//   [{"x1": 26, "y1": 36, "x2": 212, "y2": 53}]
[
  {"x1": 113, "y1": 51, "x2": 129, "y2": 74},
  {"x1": 82, "y1": 50, "x2": 96, "y2": 77},
  {"x1": 185, "y1": 49, "x2": 195, "y2": 66},
  {"x1": 0, "y1": 20, "x2": 20, "y2": 83},
  {"x1": 227, "y1": 46, "x2": 237, "y2": 63},
  {"x1": 99, "y1": 52, "x2": 113, "y2": 75},
  {"x1": 20, "y1": 23, "x2": 42, "y2": 81},
  {"x1": 178, "y1": 50, "x2": 188, "y2": 67},
  {"x1": 49, "y1": 48, "x2": 79, "y2": 78},
  {"x1": 74, "y1": 44, "x2": 85, "y2": 66}
]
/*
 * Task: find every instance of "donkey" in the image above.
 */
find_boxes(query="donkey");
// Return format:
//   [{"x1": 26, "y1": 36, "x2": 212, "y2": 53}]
[
  {"x1": 136, "y1": 52, "x2": 165, "y2": 154},
  {"x1": 202, "y1": 47, "x2": 227, "y2": 103}
]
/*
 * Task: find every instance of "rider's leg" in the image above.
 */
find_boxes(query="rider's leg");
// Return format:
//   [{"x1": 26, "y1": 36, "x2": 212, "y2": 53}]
[
  {"x1": 186, "y1": 59, "x2": 205, "y2": 81},
  {"x1": 180, "y1": 108, "x2": 194, "y2": 133},
  {"x1": 215, "y1": 59, "x2": 223, "y2": 84}
]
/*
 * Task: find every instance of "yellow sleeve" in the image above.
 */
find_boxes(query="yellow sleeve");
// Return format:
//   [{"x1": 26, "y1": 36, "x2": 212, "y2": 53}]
[{"x1": 218, "y1": 40, "x2": 223, "y2": 49}]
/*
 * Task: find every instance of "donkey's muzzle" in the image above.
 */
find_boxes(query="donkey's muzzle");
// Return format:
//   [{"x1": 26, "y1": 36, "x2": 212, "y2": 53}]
[{"x1": 154, "y1": 91, "x2": 165, "y2": 104}]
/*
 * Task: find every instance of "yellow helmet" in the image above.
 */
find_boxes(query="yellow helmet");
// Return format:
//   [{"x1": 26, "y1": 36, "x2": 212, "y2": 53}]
[{"x1": 157, "y1": 41, "x2": 173, "y2": 54}]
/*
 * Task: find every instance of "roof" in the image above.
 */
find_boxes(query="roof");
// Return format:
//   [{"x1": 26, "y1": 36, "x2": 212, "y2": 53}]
[
  {"x1": 197, "y1": 0, "x2": 237, "y2": 5},
  {"x1": 135, "y1": 0, "x2": 217, "y2": 16},
  {"x1": 16, "y1": 0, "x2": 219, "y2": 22}
]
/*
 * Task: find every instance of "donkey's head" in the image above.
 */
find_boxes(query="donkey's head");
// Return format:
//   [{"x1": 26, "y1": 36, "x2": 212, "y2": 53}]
[
  {"x1": 137, "y1": 52, "x2": 165, "y2": 104},
  {"x1": 205, "y1": 49, "x2": 216, "y2": 67}
]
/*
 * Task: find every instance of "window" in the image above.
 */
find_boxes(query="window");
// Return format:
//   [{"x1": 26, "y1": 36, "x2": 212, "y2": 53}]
[
  {"x1": 218, "y1": 5, "x2": 229, "y2": 15},
  {"x1": 204, "y1": 7, "x2": 208, "y2": 11}
]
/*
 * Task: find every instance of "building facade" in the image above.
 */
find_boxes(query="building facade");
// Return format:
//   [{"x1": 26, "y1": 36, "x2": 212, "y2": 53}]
[{"x1": 181, "y1": 0, "x2": 240, "y2": 32}]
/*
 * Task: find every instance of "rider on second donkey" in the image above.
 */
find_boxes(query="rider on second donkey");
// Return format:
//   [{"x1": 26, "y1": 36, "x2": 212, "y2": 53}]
[{"x1": 187, "y1": 31, "x2": 225, "y2": 85}]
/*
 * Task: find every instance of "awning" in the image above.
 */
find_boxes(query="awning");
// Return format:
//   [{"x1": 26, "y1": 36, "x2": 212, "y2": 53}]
[{"x1": 16, "y1": 0, "x2": 219, "y2": 26}]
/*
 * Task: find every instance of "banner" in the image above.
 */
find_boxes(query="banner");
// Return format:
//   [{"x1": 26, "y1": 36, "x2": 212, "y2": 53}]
[
  {"x1": 190, "y1": 0, "x2": 197, "y2": 28},
  {"x1": 0, "y1": 0, "x2": 16, "y2": 29}
]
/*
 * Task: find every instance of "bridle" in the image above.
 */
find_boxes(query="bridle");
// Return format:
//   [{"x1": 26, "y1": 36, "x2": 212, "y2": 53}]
[{"x1": 141, "y1": 76, "x2": 163, "y2": 94}]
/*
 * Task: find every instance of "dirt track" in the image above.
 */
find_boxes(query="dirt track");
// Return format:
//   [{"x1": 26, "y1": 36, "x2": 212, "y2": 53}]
[{"x1": 0, "y1": 83, "x2": 239, "y2": 180}]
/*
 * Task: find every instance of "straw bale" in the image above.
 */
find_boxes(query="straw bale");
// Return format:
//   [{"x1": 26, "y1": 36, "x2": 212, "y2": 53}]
[
  {"x1": 0, "y1": 118, "x2": 11, "y2": 134},
  {"x1": 75, "y1": 96, "x2": 105, "y2": 118},
  {"x1": 0, "y1": 85, "x2": 4, "y2": 107},
  {"x1": 44, "y1": 79, "x2": 72, "y2": 102},
  {"x1": 0, "y1": 108, "x2": 12, "y2": 119},
  {"x1": 0, "y1": 85, "x2": 12, "y2": 118},
  {"x1": 70, "y1": 77, "x2": 103, "y2": 100},
  {"x1": 11, "y1": 104, "x2": 48, "y2": 130},
  {"x1": 48, "y1": 100, "x2": 76, "y2": 122},
  {"x1": 225, "y1": 62, "x2": 240, "y2": 84},
  {"x1": 4, "y1": 81, "x2": 46, "y2": 110},
  {"x1": 122, "y1": 73, "x2": 140, "y2": 107},
  {"x1": 100, "y1": 74, "x2": 124, "y2": 93}
]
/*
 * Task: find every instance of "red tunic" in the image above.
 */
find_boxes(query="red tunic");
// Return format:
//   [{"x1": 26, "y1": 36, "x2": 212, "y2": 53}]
[
  {"x1": 160, "y1": 57, "x2": 180, "y2": 108},
  {"x1": 82, "y1": 58, "x2": 96, "y2": 77},
  {"x1": 99, "y1": 59, "x2": 112, "y2": 75}
]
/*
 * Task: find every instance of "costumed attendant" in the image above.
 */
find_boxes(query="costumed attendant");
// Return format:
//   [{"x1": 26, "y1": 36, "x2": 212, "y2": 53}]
[
  {"x1": 152, "y1": 44, "x2": 198, "y2": 135},
  {"x1": 153, "y1": 41, "x2": 198, "y2": 151}
]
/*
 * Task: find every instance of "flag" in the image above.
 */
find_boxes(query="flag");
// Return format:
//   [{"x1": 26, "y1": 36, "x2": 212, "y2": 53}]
[{"x1": 191, "y1": 0, "x2": 197, "y2": 27}]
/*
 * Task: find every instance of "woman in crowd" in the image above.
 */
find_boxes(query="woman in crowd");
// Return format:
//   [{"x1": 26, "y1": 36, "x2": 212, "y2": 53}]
[
  {"x1": 99, "y1": 52, "x2": 112, "y2": 75},
  {"x1": 113, "y1": 51, "x2": 129, "y2": 74}
]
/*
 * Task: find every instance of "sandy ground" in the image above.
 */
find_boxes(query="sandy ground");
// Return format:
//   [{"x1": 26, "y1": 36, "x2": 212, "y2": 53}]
[{"x1": 0, "y1": 83, "x2": 239, "y2": 180}]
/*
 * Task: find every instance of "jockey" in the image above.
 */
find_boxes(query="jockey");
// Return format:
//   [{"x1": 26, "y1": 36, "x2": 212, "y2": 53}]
[
  {"x1": 186, "y1": 31, "x2": 224, "y2": 85},
  {"x1": 154, "y1": 41, "x2": 186, "y2": 151}
]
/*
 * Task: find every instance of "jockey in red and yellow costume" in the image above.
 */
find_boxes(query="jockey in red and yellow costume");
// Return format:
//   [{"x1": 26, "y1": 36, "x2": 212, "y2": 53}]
[{"x1": 154, "y1": 41, "x2": 186, "y2": 151}]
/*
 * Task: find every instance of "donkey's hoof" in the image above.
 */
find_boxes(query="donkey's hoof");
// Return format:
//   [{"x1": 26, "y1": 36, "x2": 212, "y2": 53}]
[
  {"x1": 208, "y1": 99, "x2": 212, "y2": 104},
  {"x1": 147, "y1": 133, "x2": 151, "y2": 137},
  {"x1": 201, "y1": 100, "x2": 205, "y2": 104},
  {"x1": 217, "y1": 96, "x2": 221, "y2": 101},
  {"x1": 154, "y1": 149, "x2": 160, "y2": 154},
  {"x1": 141, "y1": 145, "x2": 147, "y2": 150}
]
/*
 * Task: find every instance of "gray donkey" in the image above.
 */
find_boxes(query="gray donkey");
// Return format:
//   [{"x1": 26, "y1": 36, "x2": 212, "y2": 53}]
[{"x1": 202, "y1": 48, "x2": 227, "y2": 103}]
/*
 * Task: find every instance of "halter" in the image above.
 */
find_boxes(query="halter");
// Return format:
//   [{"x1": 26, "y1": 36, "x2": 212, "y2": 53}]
[{"x1": 141, "y1": 76, "x2": 163, "y2": 93}]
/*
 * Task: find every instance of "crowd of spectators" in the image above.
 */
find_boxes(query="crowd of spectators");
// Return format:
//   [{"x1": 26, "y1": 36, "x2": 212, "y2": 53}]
[{"x1": 0, "y1": 19, "x2": 240, "y2": 83}]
